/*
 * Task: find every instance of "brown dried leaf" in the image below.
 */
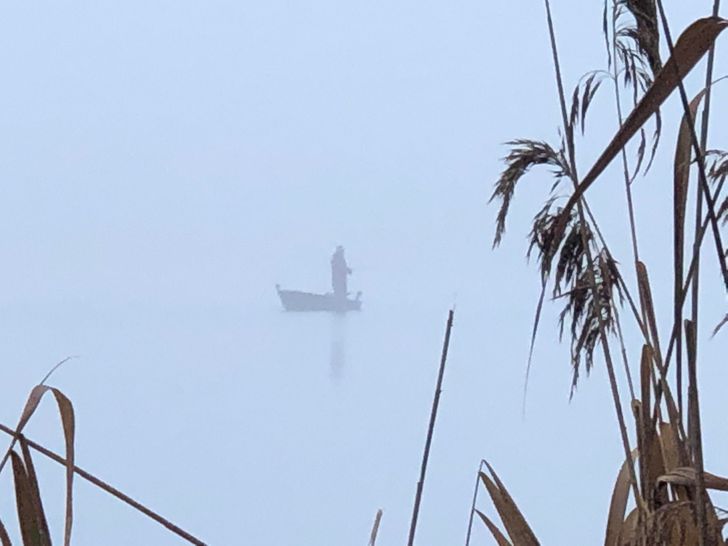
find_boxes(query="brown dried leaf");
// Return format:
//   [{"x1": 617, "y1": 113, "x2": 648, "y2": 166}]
[
  {"x1": 651, "y1": 501, "x2": 699, "y2": 545},
  {"x1": 636, "y1": 263, "x2": 661, "y2": 357},
  {"x1": 617, "y1": 508, "x2": 639, "y2": 545},
  {"x1": 0, "y1": 385, "x2": 50, "y2": 474},
  {"x1": 657, "y1": 467, "x2": 728, "y2": 491},
  {"x1": 480, "y1": 462, "x2": 539, "y2": 546},
  {"x1": 19, "y1": 439, "x2": 51, "y2": 545},
  {"x1": 11, "y1": 450, "x2": 48, "y2": 546},
  {"x1": 475, "y1": 509, "x2": 512, "y2": 546},
  {"x1": 50, "y1": 388, "x2": 75, "y2": 546},
  {"x1": 0, "y1": 386, "x2": 76, "y2": 546},
  {"x1": 658, "y1": 421, "x2": 681, "y2": 472},
  {"x1": 674, "y1": 89, "x2": 708, "y2": 301},
  {"x1": 604, "y1": 449, "x2": 638, "y2": 546}
]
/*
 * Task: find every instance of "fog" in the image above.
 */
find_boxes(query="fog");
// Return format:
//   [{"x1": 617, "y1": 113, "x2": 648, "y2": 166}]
[{"x1": 0, "y1": 2, "x2": 727, "y2": 545}]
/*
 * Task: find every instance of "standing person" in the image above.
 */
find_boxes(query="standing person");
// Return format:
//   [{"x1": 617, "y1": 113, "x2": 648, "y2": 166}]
[{"x1": 331, "y1": 245, "x2": 352, "y2": 298}]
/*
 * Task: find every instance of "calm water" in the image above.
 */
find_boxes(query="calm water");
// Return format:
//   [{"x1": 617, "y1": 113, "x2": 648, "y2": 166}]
[{"x1": 0, "y1": 273, "x2": 650, "y2": 545}]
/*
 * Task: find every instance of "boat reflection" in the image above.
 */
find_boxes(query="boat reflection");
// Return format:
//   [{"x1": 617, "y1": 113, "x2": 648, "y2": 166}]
[{"x1": 329, "y1": 314, "x2": 347, "y2": 381}]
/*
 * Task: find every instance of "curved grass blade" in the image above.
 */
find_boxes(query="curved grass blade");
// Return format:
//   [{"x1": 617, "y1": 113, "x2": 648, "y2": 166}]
[
  {"x1": 618, "y1": 508, "x2": 639, "y2": 544},
  {"x1": 475, "y1": 509, "x2": 512, "y2": 546},
  {"x1": 674, "y1": 88, "x2": 708, "y2": 421},
  {"x1": 0, "y1": 386, "x2": 75, "y2": 546},
  {"x1": 11, "y1": 450, "x2": 50, "y2": 546},
  {"x1": 0, "y1": 386, "x2": 51, "y2": 475},
  {"x1": 604, "y1": 449, "x2": 638, "y2": 546},
  {"x1": 480, "y1": 462, "x2": 539, "y2": 545},
  {"x1": 19, "y1": 439, "x2": 51, "y2": 545},
  {"x1": 50, "y1": 389, "x2": 75, "y2": 546},
  {"x1": 657, "y1": 467, "x2": 728, "y2": 491}
]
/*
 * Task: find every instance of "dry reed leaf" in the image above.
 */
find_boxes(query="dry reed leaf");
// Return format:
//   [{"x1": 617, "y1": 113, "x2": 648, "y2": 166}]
[
  {"x1": 556, "y1": 17, "x2": 728, "y2": 238},
  {"x1": 636, "y1": 264, "x2": 660, "y2": 357},
  {"x1": 674, "y1": 89, "x2": 707, "y2": 213},
  {"x1": 0, "y1": 385, "x2": 49, "y2": 474},
  {"x1": 636, "y1": 265, "x2": 683, "y2": 431},
  {"x1": 368, "y1": 509, "x2": 382, "y2": 546},
  {"x1": 657, "y1": 467, "x2": 728, "y2": 491},
  {"x1": 646, "y1": 431, "x2": 668, "y2": 508},
  {"x1": 11, "y1": 450, "x2": 50, "y2": 546},
  {"x1": 648, "y1": 500, "x2": 714, "y2": 545},
  {"x1": 637, "y1": 345, "x2": 667, "y2": 509},
  {"x1": 617, "y1": 508, "x2": 639, "y2": 545},
  {"x1": 50, "y1": 388, "x2": 75, "y2": 546},
  {"x1": 480, "y1": 463, "x2": 539, "y2": 546},
  {"x1": 19, "y1": 439, "x2": 51, "y2": 545},
  {"x1": 639, "y1": 345, "x2": 652, "y2": 448},
  {"x1": 674, "y1": 89, "x2": 708, "y2": 289},
  {"x1": 475, "y1": 509, "x2": 512, "y2": 546},
  {"x1": 657, "y1": 421, "x2": 691, "y2": 503},
  {"x1": 604, "y1": 449, "x2": 638, "y2": 546},
  {"x1": 0, "y1": 520, "x2": 10, "y2": 546},
  {"x1": 1, "y1": 386, "x2": 76, "y2": 546},
  {"x1": 658, "y1": 421, "x2": 680, "y2": 472}
]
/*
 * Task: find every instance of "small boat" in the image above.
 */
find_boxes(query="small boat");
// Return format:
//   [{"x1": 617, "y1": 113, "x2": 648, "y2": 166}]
[{"x1": 276, "y1": 285, "x2": 362, "y2": 312}]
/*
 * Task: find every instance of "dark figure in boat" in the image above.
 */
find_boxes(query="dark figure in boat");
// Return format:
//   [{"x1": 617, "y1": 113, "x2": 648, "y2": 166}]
[
  {"x1": 331, "y1": 245, "x2": 352, "y2": 298},
  {"x1": 276, "y1": 247, "x2": 361, "y2": 311}
]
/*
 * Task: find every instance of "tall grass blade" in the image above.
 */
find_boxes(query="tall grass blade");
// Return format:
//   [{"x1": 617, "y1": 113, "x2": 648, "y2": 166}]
[
  {"x1": 637, "y1": 346, "x2": 653, "y2": 504},
  {"x1": 368, "y1": 509, "x2": 382, "y2": 546},
  {"x1": 685, "y1": 319, "x2": 709, "y2": 545},
  {"x1": 406, "y1": 310, "x2": 455, "y2": 546},
  {"x1": 674, "y1": 89, "x2": 708, "y2": 420},
  {"x1": 49, "y1": 389, "x2": 74, "y2": 546}
]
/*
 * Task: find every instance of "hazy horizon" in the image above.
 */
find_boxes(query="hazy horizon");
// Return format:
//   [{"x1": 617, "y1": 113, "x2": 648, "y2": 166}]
[{"x1": 1, "y1": 2, "x2": 727, "y2": 545}]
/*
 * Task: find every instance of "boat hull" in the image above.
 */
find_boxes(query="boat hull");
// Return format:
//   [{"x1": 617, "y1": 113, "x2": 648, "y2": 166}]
[{"x1": 276, "y1": 287, "x2": 362, "y2": 312}]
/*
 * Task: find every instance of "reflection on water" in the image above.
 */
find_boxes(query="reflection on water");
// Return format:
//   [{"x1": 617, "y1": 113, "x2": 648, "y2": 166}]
[{"x1": 329, "y1": 313, "x2": 347, "y2": 381}]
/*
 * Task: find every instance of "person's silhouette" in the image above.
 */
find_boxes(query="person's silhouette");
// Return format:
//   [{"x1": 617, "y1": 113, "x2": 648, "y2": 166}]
[{"x1": 330, "y1": 246, "x2": 352, "y2": 298}]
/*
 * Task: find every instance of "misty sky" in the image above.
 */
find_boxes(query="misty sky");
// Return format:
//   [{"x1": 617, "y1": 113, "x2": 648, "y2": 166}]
[{"x1": 0, "y1": 2, "x2": 727, "y2": 545}]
